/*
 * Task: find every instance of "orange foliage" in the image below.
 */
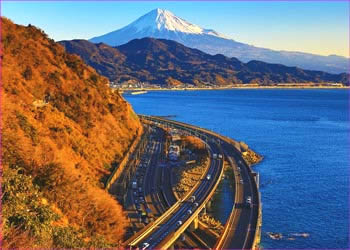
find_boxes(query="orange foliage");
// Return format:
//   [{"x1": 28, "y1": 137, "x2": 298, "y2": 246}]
[
  {"x1": 182, "y1": 135, "x2": 206, "y2": 153},
  {"x1": 1, "y1": 17, "x2": 142, "y2": 246}
]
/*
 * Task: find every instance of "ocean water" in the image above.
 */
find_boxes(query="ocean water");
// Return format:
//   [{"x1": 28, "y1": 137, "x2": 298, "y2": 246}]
[{"x1": 124, "y1": 89, "x2": 349, "y2": 249}]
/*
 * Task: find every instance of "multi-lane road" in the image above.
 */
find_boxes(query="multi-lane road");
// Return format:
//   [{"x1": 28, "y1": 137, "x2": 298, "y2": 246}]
[{"x1": 124, "y1": 115, "x2": 261, "y2": 249}]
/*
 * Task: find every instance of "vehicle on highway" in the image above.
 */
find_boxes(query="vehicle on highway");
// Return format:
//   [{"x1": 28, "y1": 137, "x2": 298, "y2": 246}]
[
  {"x1": 246, "y1": 196, "x2": 251, "y2": 203},
  {"x1": 180, "y1": 234, "x2": 186, "y2": 241},
  {"x1": 189, "y1": 195, "x2": 196, "y2": 202},
  {"x1": 141, "y1": 242, "x2": 149, "y2": 249},
  {"x1": 206, "y1": 174, "x2": 211, "y2": 180},
  {"x1": 187, "y1": 209, "x2": 192, "y2": 215},
  {"x1": 246, "y1": 196, "x2": 252, "y2": 208},
  {"x1": 213, "y1": 154, "x2": 217, "y2": 159},
  {"x1": 176, "y1": 220, "x2": 183, "y2": 226},
  {"x1": 240, "y1": 179, "x2": 244, "y2": 184},
  {"x1": 194, "y1": 202, "x2": 199, "y2": 207},
  {"x1": 218, "y1": 154, "x2": 223, "y2": 159},
  {"x1": 132, "y1": 181, "x2": 137, "y2": 189}
]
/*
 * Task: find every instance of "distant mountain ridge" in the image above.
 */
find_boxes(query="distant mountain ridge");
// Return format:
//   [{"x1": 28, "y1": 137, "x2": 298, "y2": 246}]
[
  {"x1": 89, "y1": 8, "x2": 349, "y2": 74},
  {"x1": 60, "y1": 38, "x2": 349, "y2": 86}
]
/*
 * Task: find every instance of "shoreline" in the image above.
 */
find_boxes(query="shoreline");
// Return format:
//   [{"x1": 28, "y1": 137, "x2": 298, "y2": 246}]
[{"x1": 119, "y1": 85, "x2": 349, "y2": 92}]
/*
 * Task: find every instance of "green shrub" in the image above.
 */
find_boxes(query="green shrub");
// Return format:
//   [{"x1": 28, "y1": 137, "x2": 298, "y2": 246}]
[
  {"x1": 2, "y1": 166, "x2": 59, "y2": 245},
  {"x1": 15, "y1": 111, "x2": 38, "y2": 144}
]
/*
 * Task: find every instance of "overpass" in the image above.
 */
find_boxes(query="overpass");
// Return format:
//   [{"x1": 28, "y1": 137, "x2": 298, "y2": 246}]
[{"x1": 125, "y1": 115, "x2": 261, "y2": 249}]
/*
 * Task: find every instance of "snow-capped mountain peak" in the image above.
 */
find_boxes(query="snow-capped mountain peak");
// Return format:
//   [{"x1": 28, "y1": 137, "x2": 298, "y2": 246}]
[{"x1": 123, "y1": 8, "x2": 226, "y2": 37}]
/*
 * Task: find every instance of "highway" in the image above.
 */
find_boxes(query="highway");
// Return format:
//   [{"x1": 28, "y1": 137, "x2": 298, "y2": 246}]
[
  {"x1": 125, "y1": 115, "x2": 260, "y2": 249},
  {"x1": 138, "y1": 140, "x2": 222, "y2": 249},
  {"x1": 140, "y1": 124, "x2": 211, "y2": 248}
]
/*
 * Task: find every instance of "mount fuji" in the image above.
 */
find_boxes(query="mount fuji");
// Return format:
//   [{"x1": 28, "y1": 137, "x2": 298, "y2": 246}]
[{"x1": 89, "y1": 8, "x2": 348, "y2": 74}]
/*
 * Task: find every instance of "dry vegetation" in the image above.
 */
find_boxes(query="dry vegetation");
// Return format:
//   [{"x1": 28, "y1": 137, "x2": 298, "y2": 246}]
[
  {"x1": 173, "y1": 136, "x2": 209, "y2": 199},
  {"x1": 199, "y1": 214, "x2": 224, "y2": 236},
  {"x1": 1, "y1": 17, "x2": 142, "y2": 248},
  {"x1": 242, "y1": 149, "x2": 263, "y2": 166}
]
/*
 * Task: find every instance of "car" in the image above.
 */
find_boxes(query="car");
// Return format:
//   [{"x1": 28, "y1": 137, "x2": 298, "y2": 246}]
[
  {"x1": 206, "y1": 174, "x2": 211, "y2": 180},
  {"x1": 194, "y1": 202, "x2": 199, "y2": 207},
  {"x1": 240, "y1": 179, "x2": 244, "y2": 184},
  {"x1": 180, "y1": 234, "x2": 186, "y2": 241},
  {"x1": 246, "y1": 196, "x2": 252, "y2": 208},
  {"x1": 218, "y1": 154, "x2": 223, "y2": 159},
  {"x1": 176, "y1": 220, "x2": 183, "y2": 226},
  {"x1": 141, "y1": 242, "x2": 149, "y2": 250},
  {"x1": 237, "y1": 167, "x2": 241, "y2": 171},
  {"x1": 189, "y1": 195, "x2": 196, "y2": 203},
  {"x1": 187, "y1": 209, "x2": 192, "y2": 215}
]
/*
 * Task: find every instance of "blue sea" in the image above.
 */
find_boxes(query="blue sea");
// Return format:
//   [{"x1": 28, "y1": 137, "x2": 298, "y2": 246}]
[{"x1": 125, "y1": 89, "x2": 349, "y2": 249}]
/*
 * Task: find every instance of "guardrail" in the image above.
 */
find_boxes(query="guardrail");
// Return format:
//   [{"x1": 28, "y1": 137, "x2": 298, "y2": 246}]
[
  {"x1": 214, "y1": 156, "x2": 240, "y2": 248},
  {"x1": 252, "y1": 192, "x2": 262, "y2": 249}
]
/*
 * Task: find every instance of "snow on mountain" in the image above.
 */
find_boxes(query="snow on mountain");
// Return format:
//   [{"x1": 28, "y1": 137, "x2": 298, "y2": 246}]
[
  {"x1": 130, "y1": 8, "x2": 203, "y2": 34},
  {"x1": 90, "y1": 8, "x2": 228, "y2": 44},
  {"x1": 89, "y1": 8, "x2": 348, "y2": 74}
]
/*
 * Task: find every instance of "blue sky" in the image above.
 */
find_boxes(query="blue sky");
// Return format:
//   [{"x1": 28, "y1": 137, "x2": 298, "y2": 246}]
[{"x1": 2, "y1": 1, "x2": 349, "y2": 57}]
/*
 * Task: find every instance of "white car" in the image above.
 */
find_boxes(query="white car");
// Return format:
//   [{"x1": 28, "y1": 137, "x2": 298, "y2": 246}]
[
  {"x1": 246, "y1": 196, "x2": 252, "y2": 203},
  {"x1": 176, "y1": 220, "x2": 183, "y2": 226},
  {"x1": 141, "y1": 242, "x2": 150, "y2": 250},
  {"x1": 189, "y1": 196, "x2": 196, "y2": 203}
]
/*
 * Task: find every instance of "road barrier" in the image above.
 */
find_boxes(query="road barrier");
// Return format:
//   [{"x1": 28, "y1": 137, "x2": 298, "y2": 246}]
[{"x1": 214, "y1": 155, "x2": 240, "y2": 249}]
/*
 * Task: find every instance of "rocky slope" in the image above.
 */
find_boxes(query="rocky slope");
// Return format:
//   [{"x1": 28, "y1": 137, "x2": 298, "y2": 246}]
[
  {"x1": 60, "y1": 38, "x2": 349, "y2": 86},
  {"x1": 1, "y1": 17, "x2": 142, "y2": 248}
]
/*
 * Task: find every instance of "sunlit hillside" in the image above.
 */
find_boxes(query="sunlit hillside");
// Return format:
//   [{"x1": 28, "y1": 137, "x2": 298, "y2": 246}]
[{"x1": 1, "y1": 17, "x2": 142, "y2": 248}]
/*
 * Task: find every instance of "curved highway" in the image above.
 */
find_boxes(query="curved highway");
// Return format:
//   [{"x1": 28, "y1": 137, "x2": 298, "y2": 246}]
[{"x1": 125, "y1": 115, "x2": 261, "y2": 249}]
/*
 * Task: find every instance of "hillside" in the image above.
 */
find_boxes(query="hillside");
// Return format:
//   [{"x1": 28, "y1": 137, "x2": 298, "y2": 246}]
[
  {"x1": 60, "y1": 38, "x2": 349, "y2": 86},
  {"x1": 1, "y1": 17, "x2": 142, "y2": 248}
]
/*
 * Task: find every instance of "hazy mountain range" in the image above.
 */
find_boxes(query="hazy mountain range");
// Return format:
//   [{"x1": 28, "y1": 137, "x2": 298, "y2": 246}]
[
  {"x1": 89, "y1": 8, "x2": 349, "y2": 74},
  {"x1": 60, "y1": 38, "x2": 349, "y2": 86}
]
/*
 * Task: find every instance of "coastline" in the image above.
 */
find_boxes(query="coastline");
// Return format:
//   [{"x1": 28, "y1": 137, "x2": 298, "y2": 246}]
[{"x1": 119, "y1": 85, "x2": 349, "y2": 92}]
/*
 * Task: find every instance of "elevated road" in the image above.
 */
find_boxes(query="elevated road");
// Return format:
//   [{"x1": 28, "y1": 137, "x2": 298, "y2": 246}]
[{"x1": 125, "y1": 115, "x2": 261, "y2": 249}]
